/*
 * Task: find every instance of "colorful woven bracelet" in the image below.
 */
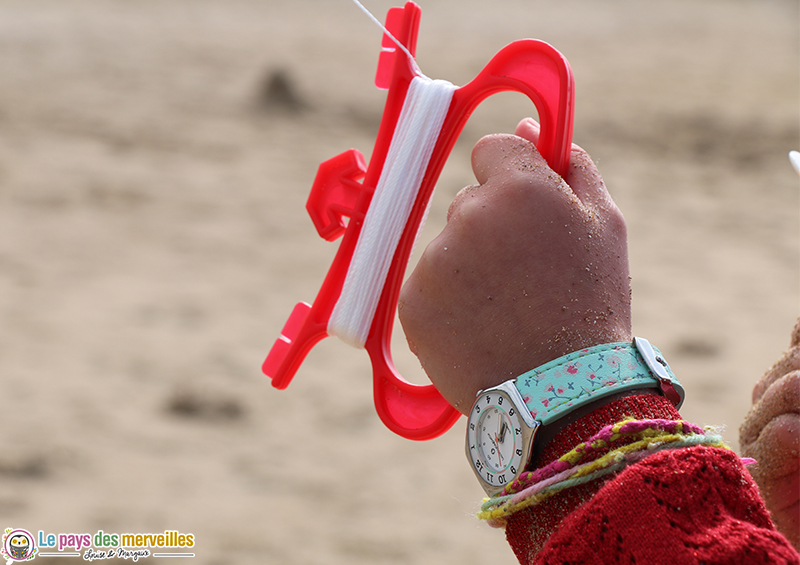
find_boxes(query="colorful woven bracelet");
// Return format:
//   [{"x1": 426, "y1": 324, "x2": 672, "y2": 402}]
[{"x1": 477, "y1": 418, "x2": 753, "y2": 527}]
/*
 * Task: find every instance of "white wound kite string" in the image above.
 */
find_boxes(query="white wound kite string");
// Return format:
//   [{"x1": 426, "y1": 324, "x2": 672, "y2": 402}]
[
  {"x1": 329, "y1": 1, "x2": 455, "y2": 347},
  {"x1": 328, "y1": 76, "x2": 456, "y2": 347}
]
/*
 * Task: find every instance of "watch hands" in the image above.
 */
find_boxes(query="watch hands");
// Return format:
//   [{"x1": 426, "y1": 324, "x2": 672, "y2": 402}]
[
  {"x1": 487, "y1": 414, "x2": 507, "y2": 469},
  {"x1": 498, "y1": 421, "x2": 508, "y2": 444},
  {"x1": 493, "y1": 434, "x2": 505, "y2": 467}
]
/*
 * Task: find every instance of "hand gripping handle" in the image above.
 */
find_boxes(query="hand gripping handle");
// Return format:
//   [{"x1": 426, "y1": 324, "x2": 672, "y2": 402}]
[{"x1": 263, "y1": 2, "x2": 574, "y2": 440}]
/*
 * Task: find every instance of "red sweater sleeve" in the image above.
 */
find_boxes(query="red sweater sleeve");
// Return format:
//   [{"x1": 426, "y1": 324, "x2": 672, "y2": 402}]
[
  {"x1": 534, "y1": 446, "x2": 799, "y2": 564},
  {"x1": 503, "y1": 395, "x2": 800, "y2": 564}
]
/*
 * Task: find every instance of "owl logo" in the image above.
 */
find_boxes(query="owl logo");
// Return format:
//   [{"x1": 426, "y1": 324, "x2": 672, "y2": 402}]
[{"x1": 1, "y1": 529, "x2": 36, "y2": 562}]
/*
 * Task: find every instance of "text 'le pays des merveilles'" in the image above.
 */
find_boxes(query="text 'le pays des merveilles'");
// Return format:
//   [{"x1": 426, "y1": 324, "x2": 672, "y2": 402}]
[{"x1": 39, "y1": 530, "x2": 194, "y2": 552}]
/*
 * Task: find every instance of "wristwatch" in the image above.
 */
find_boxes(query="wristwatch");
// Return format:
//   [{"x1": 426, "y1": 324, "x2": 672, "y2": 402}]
[{"x1": 465, "y1": 337, "x2": 684, "y2": 495}]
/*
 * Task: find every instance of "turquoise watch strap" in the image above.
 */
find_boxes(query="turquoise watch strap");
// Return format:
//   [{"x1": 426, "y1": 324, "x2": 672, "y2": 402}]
[{"x1": 514, "y1": 338, "x2": 684, "y2": 426}]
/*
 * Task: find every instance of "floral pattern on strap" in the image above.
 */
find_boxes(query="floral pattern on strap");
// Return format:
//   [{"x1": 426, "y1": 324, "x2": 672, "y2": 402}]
[{"x1": 515, "y1": 343, "x2": 676, "y2": 425}]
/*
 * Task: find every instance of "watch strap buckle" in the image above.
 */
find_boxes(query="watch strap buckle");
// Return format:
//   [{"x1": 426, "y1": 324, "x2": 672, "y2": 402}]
[{"x1": 634, "y1": 337, "x2": 685, "y2": 409}]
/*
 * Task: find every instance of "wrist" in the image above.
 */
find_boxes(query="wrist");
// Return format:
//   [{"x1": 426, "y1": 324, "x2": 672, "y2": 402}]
[
  {"x1": 528, "y1": 388, "x2": 658, "y2": 463},
  {"x1": 455, "y1": 325, "x2": 633, "y2": 415},
  {"x1": 465, "y1": 338, "x2": 684, "y2": 496},
  {"x1": 511, "y1": 338, "x2": 683, "y2": 427}
]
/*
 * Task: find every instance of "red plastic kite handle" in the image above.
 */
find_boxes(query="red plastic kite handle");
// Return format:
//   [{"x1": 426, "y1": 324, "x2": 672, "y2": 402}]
[{"x1": 263, "y1": 2, "x2": 574, "y2": 440}]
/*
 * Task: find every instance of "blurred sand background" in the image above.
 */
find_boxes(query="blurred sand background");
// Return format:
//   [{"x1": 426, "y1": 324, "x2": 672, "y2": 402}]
[{"x1": 0, "y1": 1, "x2": 797, "y2": 563}]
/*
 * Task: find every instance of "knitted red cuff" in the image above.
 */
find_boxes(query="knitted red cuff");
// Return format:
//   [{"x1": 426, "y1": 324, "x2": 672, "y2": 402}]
[
  {"x1": 533, "y1": 446, "x2": 798, "y2": 564},
  {"x1": 504, "y1": 393, "x2": 681, "y2": 564}
]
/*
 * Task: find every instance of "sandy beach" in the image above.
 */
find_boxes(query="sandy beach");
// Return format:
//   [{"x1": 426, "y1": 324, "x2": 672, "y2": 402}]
[{"x1": 0, "y1": 1, "x2": 797, "y2": 563}]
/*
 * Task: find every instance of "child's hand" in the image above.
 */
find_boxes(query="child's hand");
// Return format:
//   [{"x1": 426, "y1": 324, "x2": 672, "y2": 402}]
[
  {"x1": 740, "y1": 318, "x2": 800, "y2": 549},
  {"x1": 398, "y1": 118, "x2": 631, "y2": 413}
]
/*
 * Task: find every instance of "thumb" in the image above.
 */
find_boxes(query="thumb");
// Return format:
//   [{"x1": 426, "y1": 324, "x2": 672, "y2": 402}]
[{"x1": 470, "y1": 132, "x2": 553, "y2": 187}]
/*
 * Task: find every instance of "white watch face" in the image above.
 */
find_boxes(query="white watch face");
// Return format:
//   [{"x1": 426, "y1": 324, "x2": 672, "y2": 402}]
[{"x1": 466, "y1": 390, "x2": 527, "y2": 491}]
